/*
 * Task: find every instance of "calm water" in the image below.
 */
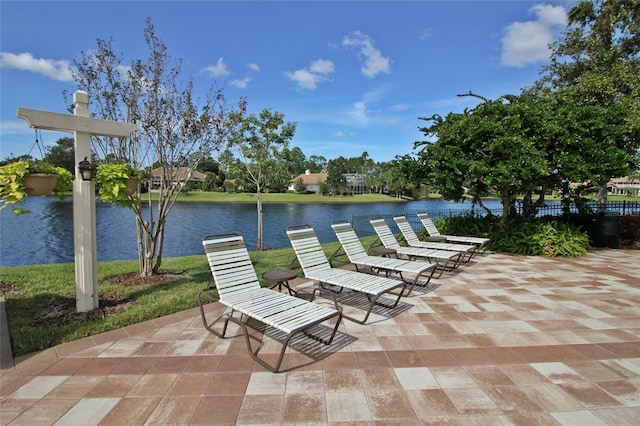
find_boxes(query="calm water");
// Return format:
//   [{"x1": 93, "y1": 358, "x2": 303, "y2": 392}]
[{"x1": 0, "y1": 196, "x2": 501, "y2": 266}]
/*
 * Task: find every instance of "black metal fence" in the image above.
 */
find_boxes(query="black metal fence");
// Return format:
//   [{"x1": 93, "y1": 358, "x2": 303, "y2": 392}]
[
  {"x1": 526, "y1": 200, "x2": 640, "y2": 217},
  {"x1": 351, "y1": 200, "x2": 640, "y2": 237}
]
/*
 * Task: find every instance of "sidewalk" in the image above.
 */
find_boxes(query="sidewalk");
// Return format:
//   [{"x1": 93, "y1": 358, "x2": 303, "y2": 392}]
[{"x1": 1, "y1": 249, "x2": 639, "y2": 425}]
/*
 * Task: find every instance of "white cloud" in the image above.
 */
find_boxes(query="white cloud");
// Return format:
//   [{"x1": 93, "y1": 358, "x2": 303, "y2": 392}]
[
  {"x1": 230, "y1": 77, "x2": 251, "y2": 89},
  {"x1": 0, "y1": 52, "x2": 73, "y2": 81},
  {"x1": 203, "y1": 57, "x2": 230, "y2": 77},
  {"x1": 248, "y1": 63, "x2": 260, "y2": 71},
  {"x1": 384, "y1": 117, "x2": 400, "y2": 126},
  {"x1": 346, "y1": 101, "x2": 369, "y2": 125},
  {"x1": 309, "y1": 59, "x2": 334, "y2": 75},
  {"x1": 332, "y1": 130, "x2": 356, "y2": 138},
  {"x1": 284, "y1": 59, "x2": 334, "y2": 90},
  {"x1": 501, "y1": 4, "x2": 567, "y2": 68},
  {"x1": 420, "y1": 28, "x2": 433, "y2": 41},
  {"x1": 342, "y1": 31, "x2": 391, "y2": 78},
  {"x1": 389, "y1": 103, "x2": 409, "y2": 112}
]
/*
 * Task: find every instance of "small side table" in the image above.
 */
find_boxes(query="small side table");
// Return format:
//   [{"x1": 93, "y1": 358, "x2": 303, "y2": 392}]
[
  {"x1": 262, "y1": 269, "x2": 299, "y2": 296},
  {"x1": 370, "y1": 247, "x2": 397, "y2": 258}
]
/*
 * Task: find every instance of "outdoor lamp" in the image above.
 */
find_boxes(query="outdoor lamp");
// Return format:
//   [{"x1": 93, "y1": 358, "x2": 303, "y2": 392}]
[{"x1": 78, "y1": 157, "x2": 95, "y2": 181}]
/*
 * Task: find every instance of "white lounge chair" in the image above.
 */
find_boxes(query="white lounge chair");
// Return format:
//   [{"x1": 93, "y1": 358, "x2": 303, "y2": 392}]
[
  {"x1": 199, "y1": 233, "x2": 343, "y2": 372},
  {"x1": 393, "y1": 215, "x2": 477, "y2": 261},
  {"x1": 331, "y1": 220, "x2": 439, "y2": 282},
  {"x1": 417, "y1": 212, "x2": 490, "y2": 251},
  {"x1": 369, "y1": 218, "x2": 465, "y2": 275},
  {"x1": 287, "y1": 224, "x2": 412, "y2": 324}
]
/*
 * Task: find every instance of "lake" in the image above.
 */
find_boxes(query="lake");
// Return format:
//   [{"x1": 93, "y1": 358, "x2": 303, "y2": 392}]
[{"x1": 0, "y1": 196, "x2": 502, "y2": 267}]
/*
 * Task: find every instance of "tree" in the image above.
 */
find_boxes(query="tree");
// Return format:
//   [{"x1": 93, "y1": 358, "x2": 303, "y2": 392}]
[
  {"x1": 534, "y1": 0, "x2": 640, "y2": 201},
  {"x1": 382, "y1": 155, "x2": 427, "y2": 199},
  {"x1": 282, "y1": 146, "x2": 307, "y2": 177},
  {"x1": 42, "y1": 137, "x2": 75, "y2": 173},
  {"x1": 197, "y1": 156, "x2": 220, "y2": 174},
  {"x1": 305, "y1": 155, "x2": 327, "y2": 173},
  {"x1": 227, "y1": 109, "x2": 296, "y2": 249},
  {"x1": 415, "y1": 94, "x2": 554, "y2": 221},
  {"x1": 70, "y1": 18, "x2": 246, "y2": 276},
  {"x1": 326, "y1": 157, "x2": 348, "y2": 195},
  {"x1": 415, "y1": 91, "x2": 635, "y2": 220}
]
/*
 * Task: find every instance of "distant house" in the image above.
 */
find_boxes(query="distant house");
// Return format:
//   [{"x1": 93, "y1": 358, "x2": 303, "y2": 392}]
[
  {"x1": 288, "y1": 170, "x2": 328, "y2": 194},
  {"x1": 608, "y1": 176, "x2": 640, "y2": 196},
  {"x1": 344, "y1": 173, "x2": 368, "y2": 195},
  {"x1": 150, "y1": 167, "x2": 206, "y2": 189}
]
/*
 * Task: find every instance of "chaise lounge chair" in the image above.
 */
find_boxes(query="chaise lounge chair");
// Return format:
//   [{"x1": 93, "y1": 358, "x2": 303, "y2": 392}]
[
  {"x1": 286, "y1": 224, "x2": 411, "y2": 324},
  {"x1": 331, "y1": 220, "x2": 439, "y2": 282},
  {"x1": 417, "y1": 212, "x2": 490, "y2": 251},
  {"x1": 199, "y1": 233, "x2": 343, "y2": 373},
  {"x1": 369, "y1": 218, "x2": 465, "y2": 276},
  {"x1": 393, "y1": 215, "x2": 477, "y2": 261}
]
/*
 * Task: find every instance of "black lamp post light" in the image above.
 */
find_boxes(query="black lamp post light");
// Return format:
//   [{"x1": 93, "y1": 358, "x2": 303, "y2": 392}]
[{"x1": 78, "y1": 157, "x2": 95, "y2": 181}]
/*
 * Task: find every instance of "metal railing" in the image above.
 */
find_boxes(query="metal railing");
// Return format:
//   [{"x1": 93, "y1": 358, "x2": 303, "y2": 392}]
[
  {"x1": 524, "y1": 200, "x2": 639, "y2": 217},
  {"x1": 352, "y1": 200, "x2": 639, "y2": 236}
]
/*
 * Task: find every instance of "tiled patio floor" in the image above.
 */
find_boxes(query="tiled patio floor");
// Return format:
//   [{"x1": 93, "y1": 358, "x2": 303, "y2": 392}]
[{"x1": 1, "y1": 249, "x2": 639, "y2": 425}]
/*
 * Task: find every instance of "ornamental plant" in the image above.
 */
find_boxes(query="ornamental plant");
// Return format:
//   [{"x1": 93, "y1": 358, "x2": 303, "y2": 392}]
[
  {"x1": 95, "y1": 163, "x2": 140, "y2": 208},
  {"x1": 0, "y1": 159, "x2": 73, "y2": 215}
]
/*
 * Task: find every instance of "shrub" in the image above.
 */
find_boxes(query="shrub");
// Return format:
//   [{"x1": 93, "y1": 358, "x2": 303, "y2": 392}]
[
  {"x1": 432, "y1": 216, "x2": 590, "y2": 257},
  {"x1": 620, "y1": 214, "x2": 640, "y2": 249}
]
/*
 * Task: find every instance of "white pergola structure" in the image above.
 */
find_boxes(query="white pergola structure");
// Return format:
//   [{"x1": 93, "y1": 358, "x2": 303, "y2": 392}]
[{"x1": 17, "y1": 90, "x2": 137, "y2": 312}]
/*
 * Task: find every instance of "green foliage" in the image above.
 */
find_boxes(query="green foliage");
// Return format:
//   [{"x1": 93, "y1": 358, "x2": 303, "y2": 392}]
[
  {"x1": 434, "y1": 215, "x2": 494, "y2": 239},
  {"x1": 95, "y1": 163, "x2": 138, "y2": 208},
  {"x1": 382, "y1": 154, "x2": 426, "y2": 199},
  {"x1": 620, "y1": 214, "x2": 640, "y2": 249},
  {"x1": 415, "y1": 90, "x2": 637, "y2": 221},
  {"x1": 326, "y1": 157, "x2": 349, "y2": 195},
  {"x1": 293, "y1": 178, "x2": 307, "y2": 194},
  {"x1": 491, "y1": 221, "x2": 589, "y2": 257},
  {"x1": 0, "y1": 161, "x2": 30, "y2": 211},
  {"x1": 434, "y1": 215, "x2": 590, "y2": 257},
  {"x1": 0, "y1": 160, "x2": 73, "y2": 215},
  {"x1": 227, "y1": 109, "x2": 297, "y2": 249},
  {"x1": 43, "y1": 137, "x2": 75, "y2": 173},
  {"x1": 535, "y1": 0, "x2": 640, "y2": 199}
]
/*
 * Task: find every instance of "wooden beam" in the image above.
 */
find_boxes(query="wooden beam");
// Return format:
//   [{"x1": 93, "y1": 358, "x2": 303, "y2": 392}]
[{"x1": 17, "y1": 108, "x2": 137, "y2": 137}]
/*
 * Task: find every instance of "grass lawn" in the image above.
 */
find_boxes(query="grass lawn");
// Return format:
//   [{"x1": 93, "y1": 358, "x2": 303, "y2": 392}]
[{"x1": 0, "y1": 237, "x2": 375, "y2": 357}]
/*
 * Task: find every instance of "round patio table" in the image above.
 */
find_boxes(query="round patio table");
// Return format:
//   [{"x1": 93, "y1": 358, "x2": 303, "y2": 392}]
[{"x1": 262, "y1": 269, "x2": 298, "y2": 296}]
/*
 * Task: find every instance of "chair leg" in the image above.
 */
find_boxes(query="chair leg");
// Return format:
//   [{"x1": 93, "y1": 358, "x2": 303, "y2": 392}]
[
  {"x1": 303, "y1": 311, "x2": 343, "y2": 345},
  {"x1": 227, "y1": 312, "x2": 343, "y2": 373},
  {"x1": 198, "y1": 290, "x2": 231, "y2": 338},
  {"x1": 225, "y1": 315, "x2": 285, "y2": 373},
  {"x1": 403, "y1": 266, "x2": 437, "y2": 295}
]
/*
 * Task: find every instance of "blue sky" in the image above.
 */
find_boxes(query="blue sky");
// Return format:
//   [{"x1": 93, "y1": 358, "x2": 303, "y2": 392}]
[{"x1": 1, "y1": 0, "x2": 570, "y2": 164}]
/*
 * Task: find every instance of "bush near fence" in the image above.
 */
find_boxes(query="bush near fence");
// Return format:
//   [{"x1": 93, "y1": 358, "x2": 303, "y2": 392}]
[
  {"x1": 621, "y1": 215, "x2": 640, "y2": 249},
  {"x1": 355, "y1": 201, "x2": 639, "y2": 257}
]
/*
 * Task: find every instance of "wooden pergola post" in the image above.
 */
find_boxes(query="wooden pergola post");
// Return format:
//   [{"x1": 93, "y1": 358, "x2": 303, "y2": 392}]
[{"x1": 17, "y1": 90, "x2": 137, "y2": 312}]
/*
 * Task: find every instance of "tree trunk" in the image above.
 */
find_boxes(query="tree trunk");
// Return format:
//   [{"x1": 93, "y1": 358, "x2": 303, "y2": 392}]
[
  {"x1": 597, "y1": 184, "x2": 608, "y2": 211},
  {"x1": 152, "y1": 209, "x2": 169, "y2": 274},
  {"x1": 142, "y1": 229, "x2": 155, "y2": 276},
  {"x1": 500, "y1": 195, "x2": 517, "y2": 223},
  {"x1": 136, "y1": 216, "x2": 145, "y2": 273},
  {"x1": 256, "y1": 190, "x2": 263, "y2": 250}
]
